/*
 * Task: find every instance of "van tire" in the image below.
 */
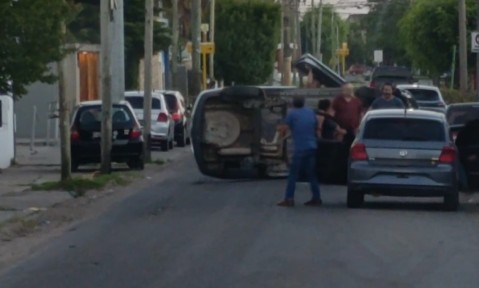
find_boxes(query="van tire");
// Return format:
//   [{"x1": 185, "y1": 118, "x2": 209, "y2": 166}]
[
  {"x1": 347, "y1": 187, "x2": 364, "y2": 208},
  {"x1": 444, "y1": 190, "x2": 459, "y2": 211}
]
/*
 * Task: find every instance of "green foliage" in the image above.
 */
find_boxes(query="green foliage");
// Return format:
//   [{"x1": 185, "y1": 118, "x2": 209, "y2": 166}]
[
  {"x1": 0, "y1": 0, "x2": 75, "y2": 96},
  {"x1": 440, "y1": 88, "x2": 476, "y2": 104},
  {"x1": 364, "y1": 0, "x2": 411, "y2": 65},
  {"x1": 400, "y1": 0, "x2": 477, "y2": 76},
  {"x1": 300, "y1": 6, "x2": 348, "y2": 67},
  {"x1": 69, "y1": 0, "x2": 171, "y2": 89},
  {"x1": 215, "y1": 0, "x2": 281, "y2": 85}
]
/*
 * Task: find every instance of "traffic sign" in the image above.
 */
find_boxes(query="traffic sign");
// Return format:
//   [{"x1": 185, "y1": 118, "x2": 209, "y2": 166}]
[
  {"x1": 186, "y1": 42, "x2": 215, "y2": 54},
  {"x1": 374, "y1": 50, "x2": 383, "y2": 63},
  {"x1": 471, "y1": 31, "x2": 479, "y2": 53}
]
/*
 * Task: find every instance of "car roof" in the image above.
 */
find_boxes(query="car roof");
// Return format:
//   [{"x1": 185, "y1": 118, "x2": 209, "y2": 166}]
[
  {"x1": 447, "y1": 102, "x2": 479, "y2": 108},
  {"x1": 78, "y1": 100, "x2": 130, "y2": 106},
  {"x1": 365, "y1": 109, "x2": 446, "y2": 121},
  {"x1": 396, "y1": 84, "x2": 439, "y2": 91},
  {"x1": 124, "y1": 91, "x2": 164, "y2": 99}
]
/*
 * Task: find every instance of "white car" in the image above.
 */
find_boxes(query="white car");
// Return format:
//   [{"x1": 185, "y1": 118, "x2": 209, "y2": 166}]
[
  {"x1": 396, "y1": 84, "x2": 447, "y2": 114},
  {"x1": 125, "y1": 91, "x2": 175, "y2": 151},
  {"x1": 156, "y1": 90, "x2": 191, "y2": 147}
]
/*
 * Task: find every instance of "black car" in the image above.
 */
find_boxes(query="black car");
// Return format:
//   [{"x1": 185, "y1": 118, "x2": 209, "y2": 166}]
[
  {"x1": 370, "y1": 66, "x2": 414, "y2": 89},
  {"x1": 70, "y1": 100, "x2": 144, "y2": 171},
  {"x1": 447, "y1": 103, "x2": 479, "y2": 189}
]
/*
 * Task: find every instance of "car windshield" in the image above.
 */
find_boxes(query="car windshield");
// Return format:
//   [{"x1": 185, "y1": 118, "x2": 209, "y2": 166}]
[
  {"x1": 164, "y1": 93, "x2": 178, "y2": 112},
  {"x1": 405, "y1": 89, "x2": 440, "y2": 101},
  {"x1": 363, "y1": 118, "x2": 445, "y2": 142},
  {"x1": 125, "y1": 96, "x2": 161, "y2": 109},
  {"x1": 447, "y1": 105, "x2": 479, "y2": 125},
  {"x1": 76, "y1": 105, "x2": 134, "y2": 131}
]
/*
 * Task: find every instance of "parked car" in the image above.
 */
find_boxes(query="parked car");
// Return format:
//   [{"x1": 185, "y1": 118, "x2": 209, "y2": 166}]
[
  {"x1": 447, "y1": 103, "x2": 479, "y2": 189},
  {"x1": 125, "y1": 91, "x2": 175, "y2": 151},
  {"x1": 396, "y1": 84, "x2": 447, "y2": 113},
  {"x1": 157, "y1": 90, "x2": 190, "y2": 147},
  {"x1": 370, "y1": 66, "x2": 414, "y2": 89},
  {"x1": 347, "y1": 109, "x2": 459, "y2": 210},
  {"x1": 70, "y1": 100, "x2": 144, "y2": 171}
]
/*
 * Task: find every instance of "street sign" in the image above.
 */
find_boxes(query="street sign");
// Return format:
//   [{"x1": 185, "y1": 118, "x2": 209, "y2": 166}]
[
  {"x1": 374, "y1": 50, "x2": 383, "y2": 63},
  {"x1": 471, "y1": 31, "x2": 479, "y2": 53},
  {"x1": 186, "y1": 42, "x2": 215, "y2": 54},
  {"x1": 201, "y1": 23, "x2": 210, "y2": 33}
]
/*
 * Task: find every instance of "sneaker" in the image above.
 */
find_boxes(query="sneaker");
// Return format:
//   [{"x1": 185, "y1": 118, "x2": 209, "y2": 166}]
[
  {"x1": 277, "y1": 199, "x2": 295, "y2": 207},
  {"x1": 304, "y1": 199, "x2": 322, "y2": 206}
]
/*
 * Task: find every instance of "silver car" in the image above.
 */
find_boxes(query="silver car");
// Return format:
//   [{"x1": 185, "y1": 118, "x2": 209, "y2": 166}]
[
  {"x1": 125, "y1": 91, "x2": 175, "y2": 151},
  {"x1": 396, "y1": 84, "x2": 447, "y2": 114},
  {"x1": 347, "y1": 109, "x2": 459, "y2": 211}
]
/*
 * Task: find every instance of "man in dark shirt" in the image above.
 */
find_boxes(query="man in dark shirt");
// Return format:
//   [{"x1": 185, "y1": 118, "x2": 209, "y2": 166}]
[
  {"x1": 370, "y1": 83, "x2": 405, "y2": 110},
  {"x1": 277, "y1": 95, "x2": 321, "y2": 207},
  {"x1": 332, "y1": 83, "x2": 364, "y2": 134}
]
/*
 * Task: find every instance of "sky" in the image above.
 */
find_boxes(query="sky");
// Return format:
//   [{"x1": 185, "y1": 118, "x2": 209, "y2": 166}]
[{"x1": 299, "y1": 0, "x2": 370, "y2": 18}]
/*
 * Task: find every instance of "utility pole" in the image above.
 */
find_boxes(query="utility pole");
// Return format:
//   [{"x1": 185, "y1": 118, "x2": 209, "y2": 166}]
[
  {"x1": 282, "y1": 15, "x2": 292, "y2": 86},
  {"x1": 459, "y1": 0, "x2": 468, "y2": 93},
  {"x1": 209, "y1": 0, "x2": 216, "y2": 81},
  {"x1": 191, "y1": 0, "x2": 202, "y2": 100},
  {"x1": 111, "y1": 0, "x2": 125, "y2": 102},
  {"x1": 144, "y1": 0, "x2": 154, "y2": 163},
  {"x1": 171, "y1": 0, "x2": 179, "y2": 90},
  {"x1": 58, "y1": 22, "x2": 71, "y2": 181},
  {"x1": 100, "y1": 0, "x2": 113, "y2": 174},
  {"x1": 317, "y1": 0, "x2": 323, "y2": 61},
  {"x1": 476, "y1": 0, "x2": 479, "y2": 99},
  {"x1": 310, "y1": 0, "x2": 316, "y2": 55}
]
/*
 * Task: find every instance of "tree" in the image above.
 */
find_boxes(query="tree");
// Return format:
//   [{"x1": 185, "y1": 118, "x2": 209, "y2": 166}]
[
  {"x1": 300, "y1": 6, "x2": 348, "y2": 67},
  {"x1": 346, "y1": 20, "x2": 368, "y2": 66},
  {"x1": 400, "y1": 0, "x2": 477, "y2": 77},
  {"x1": 0, "y1": 0, "x2": 74, "y2": 96},
  {"x1": 69, "y1": 0, "x2": 171, "y2": 89},
  {"x1": 214, "y1": 0, "x2": 281, "y2": 85},
  {"x1": 364, "y1": 0, "x2": 412, "y2": 66}
]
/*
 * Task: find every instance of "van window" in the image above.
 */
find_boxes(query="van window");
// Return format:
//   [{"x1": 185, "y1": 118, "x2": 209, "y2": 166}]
[
  {"x1": 363, "y1": 118, "x2": 445, "y2": 142},
  {"x1": 125, "y1": 96, "x2": 161, "y2": 109}
]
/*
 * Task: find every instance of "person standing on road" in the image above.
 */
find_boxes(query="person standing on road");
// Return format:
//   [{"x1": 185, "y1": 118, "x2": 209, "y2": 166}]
[
  {"x1": 369, "y1": 83, "x2": 405, "y2": 110},
  {"x1": 277, "y1": 95, "x2": 322, "y2": 207},
  {"x1": 332, "y1": 83, "x2": 364, "y2": 135}
]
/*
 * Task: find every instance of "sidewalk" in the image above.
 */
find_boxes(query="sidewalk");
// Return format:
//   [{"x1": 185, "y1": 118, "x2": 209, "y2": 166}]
[{"x1": 0, "y1": 144, "x2": 188, "y2": 225}]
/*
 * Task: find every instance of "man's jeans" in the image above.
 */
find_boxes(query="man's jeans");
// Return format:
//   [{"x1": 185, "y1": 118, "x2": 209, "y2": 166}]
[{"x1": 285, "y1": 149, "x2": 321, "y2": 200}]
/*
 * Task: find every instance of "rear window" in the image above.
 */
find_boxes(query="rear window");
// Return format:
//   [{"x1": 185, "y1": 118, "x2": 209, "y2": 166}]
[
  {"x1": 447, "y1": 106, "x2": 479, "y2": 125},
  {"x1": 363, "y1": 118, "x2": 445, "y2": 142},
  {"x1": 405, "y1": 89, "x2": 440, "y2": 101},
  {"x1": 125, "y1": 96, "x2": 161, "y2": 109},
  {"x1": 164, "y1": 94, "x2": 178, "y2": 111},
  {"x1": 75, "y1": 105, "x2": 134, "y2": 130}
]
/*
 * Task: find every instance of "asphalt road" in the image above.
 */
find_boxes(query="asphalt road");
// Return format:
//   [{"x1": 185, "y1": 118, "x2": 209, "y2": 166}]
[{"x1": 1, "y1": 154, "x2": 479, "y2": 288}]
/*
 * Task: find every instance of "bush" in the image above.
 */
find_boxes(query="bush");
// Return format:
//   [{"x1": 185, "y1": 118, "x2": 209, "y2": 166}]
[{"x1": 440, "y1": 88, "x2": 477, "y2": 104}]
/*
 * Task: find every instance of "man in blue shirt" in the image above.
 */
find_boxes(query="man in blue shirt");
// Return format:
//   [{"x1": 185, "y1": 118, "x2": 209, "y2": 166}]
[
  {"x1": 277, "y1": 95, "x2": 322, "y2": 207},
  {"x1": 369, "y1": 83, "x2": 405, "y2": 110}
]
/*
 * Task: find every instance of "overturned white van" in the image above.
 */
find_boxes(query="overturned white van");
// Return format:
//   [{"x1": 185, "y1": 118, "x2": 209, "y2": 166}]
[{"x1": 0, "y1": 95, "x2": 14, "y2": 169}]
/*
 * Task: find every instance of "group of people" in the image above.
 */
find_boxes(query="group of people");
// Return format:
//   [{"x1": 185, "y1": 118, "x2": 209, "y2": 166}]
[{"x1": 277, "y1": 81, "x2": 406, "y2": 207}]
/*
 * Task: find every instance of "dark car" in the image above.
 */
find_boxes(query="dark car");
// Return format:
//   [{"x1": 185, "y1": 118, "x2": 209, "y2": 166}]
[
  {"x1": 370, "y1": 66, "x2": 414, "y2": 89},
  {"x1": 447, "y1": 103, "x2": 479, "y2": 189},
  {"x1": 70, "y1": 100, "x2": 144, "y2": 171}
]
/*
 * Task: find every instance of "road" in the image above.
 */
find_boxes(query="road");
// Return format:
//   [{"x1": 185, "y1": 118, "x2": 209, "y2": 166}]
[{"x1": 1, "y1": 153, "x2": 479, "y2": 288}]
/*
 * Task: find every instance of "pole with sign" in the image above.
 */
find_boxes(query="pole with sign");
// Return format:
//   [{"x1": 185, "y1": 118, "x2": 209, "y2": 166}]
[{"x1": 374, "y1": 50, "x2": 383, "y2": 66}]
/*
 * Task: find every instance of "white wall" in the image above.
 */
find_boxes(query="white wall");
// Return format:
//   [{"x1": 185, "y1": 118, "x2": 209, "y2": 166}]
[{"x1": 0, "y1": 95, "x2": 15, "y2": 169}]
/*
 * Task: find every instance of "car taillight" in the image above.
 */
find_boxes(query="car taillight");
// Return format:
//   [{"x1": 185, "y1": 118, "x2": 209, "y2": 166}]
[
  {"x1": 130, "y1": 126, "x2": 142, "y2": 139},
  {"x1": 172, "y1": 112, "x2": 183, "y2": 121},
  {"x1": 71, "y1": 130, "x2": 80, "y2": 141},
  {"x1": 350, "y1": 143, "x2": 368, "y2": 161},
  {"x1": 439, "y1": 146, "x2": 456, "y2": 163},
  {"x1": 157, "y1": 112, "x2": 168, "y2": 122}
]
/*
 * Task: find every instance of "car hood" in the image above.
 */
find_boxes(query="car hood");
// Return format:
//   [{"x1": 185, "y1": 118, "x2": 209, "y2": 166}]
[{"x1": 294, "y1": 53, "x2": 345, "y2": 88}]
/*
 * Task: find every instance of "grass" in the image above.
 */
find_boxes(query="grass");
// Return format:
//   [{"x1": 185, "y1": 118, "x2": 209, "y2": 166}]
[
  {"x1": 31, "y1": 172, "x2": 139, "y2": 197},
  {"x1": 0, "y1": 216, "x2": 39, "y2": 237}
]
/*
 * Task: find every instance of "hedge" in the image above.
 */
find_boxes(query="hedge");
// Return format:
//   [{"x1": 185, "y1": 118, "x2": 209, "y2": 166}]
[{"x1": 440, "y1": 89, "x2": 477, "y2": 104}]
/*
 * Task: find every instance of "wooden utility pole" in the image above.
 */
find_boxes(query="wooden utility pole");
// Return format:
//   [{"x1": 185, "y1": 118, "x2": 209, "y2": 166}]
[
  {"x1": 58, "y1": 22, "x2": 71, "y2": 181},
  {"x1": 144, "y1": 0, "x2": 154, "y2": 163},
  {"x1": 100, "y1": 0, "x2": 113, "y2": 173},
  {"x1": 459, "y1": 0, "x2": 468, "y2": 93},
  {"x1": 282, "y1": 15, "x2": 292, "y2": 86},
  {"x1": 476, "y1": 0, "x2": 479, "y2": 99},
  {"x1": 317, "y1": 0, "x2": 323, "y2": 61},
  {"x1": 191, "y1": 0, "x2": 202, "y2": 99},
  {"x1": 171, "y1": 0, "x2": 179, "y2": 90},
  {"x1": 209, "y1": 0, "x2": 216, "y2": 81},
  {"x1": 310, "y1": 0, "x2": 316, "y2": 55}
]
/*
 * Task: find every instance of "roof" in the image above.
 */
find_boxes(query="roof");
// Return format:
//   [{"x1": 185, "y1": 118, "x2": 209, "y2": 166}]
[
  {"x1": 78, "y1": 100, "x2": 130, "y2": 106},
  {"x1": 396, "y1": 84, "x2": 439, "y2": 91},
  {"x1": 366, "y1": 109, "x2": 446, "y2": 121}
]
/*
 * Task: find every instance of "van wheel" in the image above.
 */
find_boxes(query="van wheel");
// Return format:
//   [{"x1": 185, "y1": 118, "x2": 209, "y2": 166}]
[
  {"x1": 347, "y1": 187, "x2": 364, "y2": 208},
  {"x1": 161, "y1": 140, "x2": 169, "y2": 151},
  {"x1": 444, "y1": 190, "x2": 459, "y2": 211}
]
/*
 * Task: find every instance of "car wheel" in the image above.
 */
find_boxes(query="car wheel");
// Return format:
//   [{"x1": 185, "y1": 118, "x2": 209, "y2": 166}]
[
  {"x1": 347, "y1": 187, "x2": 364, "y2": 208},
  {"x1": 161, "y1": 140, "x2": 169, "y2": 152},
  {"x1": 177, "y1": 126, "x2": 186, "y2": 147},
  {"x1": 169, "y1": 139, "x2": 174, "y2": 149},
  {"x1": 127, "y1": 157, "x2": 145, "y2": 170},
  {"x1": 71, "y1": 159, "x2": 79, "y2": 172},
  {"x1": 444, "y1": 190, "x2": 459, "y2": 211}
]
